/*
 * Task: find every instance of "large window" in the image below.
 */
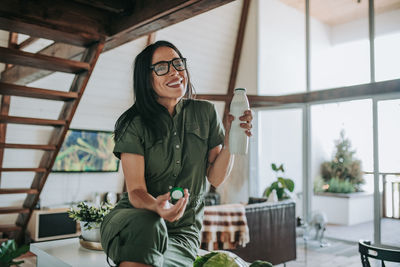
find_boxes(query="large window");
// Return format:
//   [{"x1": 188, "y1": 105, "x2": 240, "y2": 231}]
[
  {"x1": 252, "y1": 108, "x2": 303, "y2": 214},
  {"x1": 375, "y1": 7, "x2": 400, "y2": 82},
  {"x1": 310, "y1": 0, "x2": 370, "y2": 90},
  {"x1": 253, "y1": 0, "x2": 400, "y2": 246},
  {"x1": 379, "y1": 99, "x2": 400, "y2": 247}
]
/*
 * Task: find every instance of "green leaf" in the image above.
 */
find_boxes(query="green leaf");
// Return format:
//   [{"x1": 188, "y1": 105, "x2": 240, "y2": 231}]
[
  {"x1": 271, "y1": 163, "x2": 277, "y2": 171},
  {"x1": 278, "y1": 164, "x2": 284, "y2": 172},
  {"x1": 263, "y1": 186, "x2": 271, "y2": 197},
  {"x1": 0, "y1": 240, "x2": 29, "y2": 266},
  {"x1": 278, "y1": 178, "x2": 295, "y2": 192}
]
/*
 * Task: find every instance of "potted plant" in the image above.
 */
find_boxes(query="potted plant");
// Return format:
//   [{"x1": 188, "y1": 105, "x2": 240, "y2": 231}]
[
  {"x1": 69, "y1": 202, "x2": 113, "y2": 242},
  {"x1": 317, "y1": 129, "x2": 364, "y2": 193},
  {"x1": 0, "y1": 240, "x2": 29, "y2": 267},
  {"x1": 313, "y1": 130, "x2": 372, "y2": 225},
  {"x1": 263, "y1": 163, "x2": 295, "y2": 201}
]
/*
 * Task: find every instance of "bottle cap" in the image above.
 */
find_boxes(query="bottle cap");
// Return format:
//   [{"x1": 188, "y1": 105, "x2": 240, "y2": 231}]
[
  {"x1": 170, "y1": 187, "x2": 184, "y2": 204},
  {"x1": 234, "y1": 88, "x2": 246, "y2": 92}
]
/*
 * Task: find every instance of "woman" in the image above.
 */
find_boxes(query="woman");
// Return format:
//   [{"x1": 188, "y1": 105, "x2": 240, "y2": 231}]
[{"x1": 100, "y1": 40, "x2": 253, "y2": 267}]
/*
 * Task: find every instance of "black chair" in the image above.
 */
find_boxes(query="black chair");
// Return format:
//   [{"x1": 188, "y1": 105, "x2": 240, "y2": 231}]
[{"x1": 359, "y1": 240, "x2": 400, "y2": 267}]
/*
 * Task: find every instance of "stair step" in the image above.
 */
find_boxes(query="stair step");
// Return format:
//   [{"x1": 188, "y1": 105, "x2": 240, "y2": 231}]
[
  {"x1": 0, "y1": 115, "x2": 66, "y2": 126},
  {"x1": 0, "y1": 47, "x2": 90, "y2": 74},
  {"x1": 0, "y1": 82, "x2": 78, "y2": 101},
  {"x1": 0, "y1": 188, "x2": 38, "y2": 194},
  {"x1": 0, "y1": 143, "x2": 56, "y2": 151},
  {"x1": 0, "y1": 168, "x2": 47, "y2": 172},
  {"x1": 0, "y1": 224, "x2": 22, "y2": 233},
  {"x1": 0, "y1": 207, "x2": 29, "y2": 215}
]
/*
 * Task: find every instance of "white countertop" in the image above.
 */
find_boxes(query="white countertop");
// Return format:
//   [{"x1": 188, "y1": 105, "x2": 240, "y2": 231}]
[{"x1": 30, "y1": 238, "x2": 114, "y2": 267}]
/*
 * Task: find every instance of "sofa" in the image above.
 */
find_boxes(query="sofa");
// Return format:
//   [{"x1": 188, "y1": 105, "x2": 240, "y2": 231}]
[{"x1": 228, "y1": 198, "x2": 296, "y2": 265}]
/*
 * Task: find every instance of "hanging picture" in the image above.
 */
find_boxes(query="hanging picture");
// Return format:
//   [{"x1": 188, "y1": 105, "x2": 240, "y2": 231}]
[{"x1": 52, "y1": 129, "x2": 119, "y2": 172}]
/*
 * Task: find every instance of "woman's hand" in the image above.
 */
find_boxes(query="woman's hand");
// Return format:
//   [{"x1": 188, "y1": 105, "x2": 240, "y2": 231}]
[
  {"x1": 239, "y1": 109, "x2": 253, "y2": 137},
  {"x1": 155, "y1": 189, "x2": 189, "y2": 222},
  {"x1": 224, "y1": 109, "x2": 254, "y2": 146}
]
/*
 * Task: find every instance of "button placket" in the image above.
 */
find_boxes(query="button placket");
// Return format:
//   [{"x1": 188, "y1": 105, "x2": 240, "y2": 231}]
[{"x1": 171, "y1": 122, "x2": 181, "y2": 181}]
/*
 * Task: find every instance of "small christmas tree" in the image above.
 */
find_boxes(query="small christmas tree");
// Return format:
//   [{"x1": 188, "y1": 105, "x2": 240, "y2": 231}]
[{"x1": 320, "y1": 130, "x2": 364, "y2": 193}]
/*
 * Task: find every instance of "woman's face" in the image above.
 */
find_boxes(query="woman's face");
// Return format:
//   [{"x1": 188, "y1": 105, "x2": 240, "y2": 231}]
[{"x1": 151, "y1": 46, "x2": 188, "y2": 102}]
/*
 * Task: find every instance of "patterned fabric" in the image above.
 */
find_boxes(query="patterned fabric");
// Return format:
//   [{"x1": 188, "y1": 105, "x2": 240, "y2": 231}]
[{"x1": 201, "y1": 203, "x2": 250, "y2": 251}]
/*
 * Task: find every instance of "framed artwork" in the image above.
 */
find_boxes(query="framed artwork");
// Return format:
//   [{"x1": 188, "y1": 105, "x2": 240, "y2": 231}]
[{"x1": 52, "y1": 129, "x2": 119, "y2": 172}]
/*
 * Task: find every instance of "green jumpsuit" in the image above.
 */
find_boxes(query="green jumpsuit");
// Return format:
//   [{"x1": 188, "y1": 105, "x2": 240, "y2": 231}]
[{"x1": 100, "y1": 99, "x2": 225, "y2": 266}]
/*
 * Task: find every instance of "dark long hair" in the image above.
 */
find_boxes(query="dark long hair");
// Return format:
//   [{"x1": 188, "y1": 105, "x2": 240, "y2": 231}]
[{"x1": 114, "y1": 40, "x2": 195, "y2": 141}]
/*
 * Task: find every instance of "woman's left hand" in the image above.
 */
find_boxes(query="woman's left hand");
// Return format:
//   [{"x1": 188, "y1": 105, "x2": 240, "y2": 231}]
[
  {"x1": 223, "y1": 109, "x2": 253, "y2": 148},
  {"x1": 239, "y1": 109, "x2": 253, "y2": 137}
]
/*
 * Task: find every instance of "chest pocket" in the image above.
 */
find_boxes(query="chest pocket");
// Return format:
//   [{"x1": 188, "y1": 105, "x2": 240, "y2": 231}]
[
  {"x1": 144, "y1": 138, "x2": 167, "y2": 179},
  {"x1": 185, "y1": 123, "x2": 209, "y2": 158}
]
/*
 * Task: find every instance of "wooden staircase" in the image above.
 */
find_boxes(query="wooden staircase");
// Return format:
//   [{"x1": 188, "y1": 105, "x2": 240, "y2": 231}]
[{"x1": 0, "y1": 31, "x2": 104, "y2": 243}]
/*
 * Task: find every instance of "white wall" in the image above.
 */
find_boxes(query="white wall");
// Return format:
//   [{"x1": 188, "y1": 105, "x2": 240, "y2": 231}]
[
  {"x1": 258, "y1": 0, "x2": 306, "y2": 95},
  {"x1": 216, "y1": 0, "x2": 258, "y2": 204}
]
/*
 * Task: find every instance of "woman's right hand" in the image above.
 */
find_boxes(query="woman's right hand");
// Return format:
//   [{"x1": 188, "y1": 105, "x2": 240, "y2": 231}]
[{"x1": 155, "y1": 189, "x2": 189, "y2": 222}]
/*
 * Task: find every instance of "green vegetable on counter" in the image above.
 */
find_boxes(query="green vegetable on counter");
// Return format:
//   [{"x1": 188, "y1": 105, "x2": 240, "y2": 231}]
[
  {"x1": 194, "y1": 252, "x2": 273, "y2": 267},
  {"x1": 249, "y1": 260, "x2": 274, "y2": 267}
]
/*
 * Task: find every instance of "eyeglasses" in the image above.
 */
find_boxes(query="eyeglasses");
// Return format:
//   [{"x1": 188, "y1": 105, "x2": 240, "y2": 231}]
[{"x1": 150, "y1": 58, "x2": 187, "y2": 76}]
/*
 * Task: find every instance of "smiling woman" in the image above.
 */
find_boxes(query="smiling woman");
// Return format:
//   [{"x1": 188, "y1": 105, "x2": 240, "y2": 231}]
[
  {"x1": 150, "y1": 47, "x2": 188, "y2": 113},
  {"x1": 100, "y1": 40, "x2": 253, "y2": 267}
]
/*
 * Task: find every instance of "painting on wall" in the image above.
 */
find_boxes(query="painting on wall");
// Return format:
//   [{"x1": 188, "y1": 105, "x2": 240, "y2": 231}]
[{"x1": 52, "y1": 129, "x2": 119, "y2": 172}]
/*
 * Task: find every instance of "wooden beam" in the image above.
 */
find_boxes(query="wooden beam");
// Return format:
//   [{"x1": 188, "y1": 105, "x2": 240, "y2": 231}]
[
  {"x1": 0, "y1": 95, "x2": 10, "y2": 184},
  {"x1": 0, "y1": 0, "x2": 235, "y2": 85},
  {"x1": 104, "y1": 0, "x2": 235, "y2": 52},
  {"x1": 246, "y1": 79, "x2": 400, "y2": 107},
  {"x1": 0, "y1": 188, "x2": 38, "y2": 194},
  {"x1": 6, "y1": 32, "x2": 18, "y2": 69},
  {"x1": 1, "y1": 43, "x2": 84, "y2": 85},
  {"x1": 0, "y1": 47, "x2": 90, "y2": 74},
  {"x1": 223, "y1": 0, "x2": 251, "y2": 123},
  {"x1": 0, "y1": 82, "x2": 78, "y2": 101},
  {"x1": 0, "y1": 207, "x2": 29, "y2": 215},
  {"x1": 0, "y1": 143, "x2": 56, "y2": 151},
  {"x1": 72, "y1": 0, "x2": 130, "y2": 14},
  {"x1": 108, "y1": 0, "x2": 198, "y2": 36},
  {"x1": 0, "y1": 0, "x2": 107, "y2": 47},
  {"x1": 0, "y1": 115, "x2": 66, "y2": 126},
  {"x1": 0, "y1": 224, "x2": 21, "y2": 232},
  {"x1": 195, "y1": 94, "x2": 230, "y2": 102},
  {"x1": 17, "y1": 37, "x2": 39, "y2": 50},
  {"x1": 0, "y1": 168, "x2": 47, "y2": 172},
  {"x1": 146, "y1": 33, "x2": 156, "y2": 46}
]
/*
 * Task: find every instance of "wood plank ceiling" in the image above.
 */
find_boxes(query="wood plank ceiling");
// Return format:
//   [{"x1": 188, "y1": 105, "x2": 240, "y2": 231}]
[
  {"x1": 0, "y1": 0, "x2": 235, "y2": 85},
  {"x1": 0, "y1": 0, "x2": 236, "y2": 52}
]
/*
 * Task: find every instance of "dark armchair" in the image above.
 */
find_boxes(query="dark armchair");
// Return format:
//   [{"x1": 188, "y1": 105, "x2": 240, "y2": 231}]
[{"x1": 228, "y1": 198, "x2": 296, "y2": 265}]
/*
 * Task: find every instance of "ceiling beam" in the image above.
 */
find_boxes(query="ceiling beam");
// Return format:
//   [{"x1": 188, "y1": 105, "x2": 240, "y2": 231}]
[
  {"x1": 1, "y1": 0, "x2": 236, "y2": 85},
  {"x1": 246, "y1": 79, "x2": 400, "y2": 107},
  {"x1": 104, "y1": 0, "x2": 236, "y2": 52},
  {"x1": 223, "y1": 0, "x2": 250, "y2": 122},
  {"x1": 0, "y1": 0, "x2": 108, "y2": 46}
]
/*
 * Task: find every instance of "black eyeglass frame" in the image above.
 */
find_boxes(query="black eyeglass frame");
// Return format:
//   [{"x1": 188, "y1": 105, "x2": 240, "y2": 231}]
[{"x1": 150, "y1": 58, "x2": 187, "y2": 76}]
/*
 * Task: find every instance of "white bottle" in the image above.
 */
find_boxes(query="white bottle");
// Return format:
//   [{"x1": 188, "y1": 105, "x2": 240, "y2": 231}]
[{"x1": 229, "y1": 88, "x2": 250, "y2": 155}]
